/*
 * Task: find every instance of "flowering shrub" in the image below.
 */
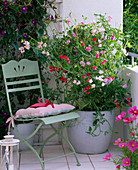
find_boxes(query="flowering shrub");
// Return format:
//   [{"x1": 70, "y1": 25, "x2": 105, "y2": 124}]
[
  {"x1": 103, "y1": 106, "x2": 138, "y2": 169},
  {"x1": 22, "y1": 14, "x2": 132, "y2": 135}
]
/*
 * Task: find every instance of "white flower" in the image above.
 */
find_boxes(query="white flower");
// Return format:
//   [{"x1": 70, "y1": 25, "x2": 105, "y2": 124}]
[
  {"x1": 91, "y1": 84, "x2": 95, "y2": 88},
  {"x1": 102, "y1": 82, "x2": 105, "y2": 86},
  {"x1": 23, "y1": 41, "x2": 30, "y2": 50},
  {"x1": 89, "y1": 79, "x2": 93, "y2": 83},
  {"x1": 77, "y1": 81, "x2": 80, "y2": 85},
  {"x1": 73, "y1": 80, "x2": 77, "y2": 84},
  {"x1": 99, "y1": 70, "x2": 104, "y2": 74},
  {"x1": 98, "y1": 76, "x2": 104, "y2": 81}
]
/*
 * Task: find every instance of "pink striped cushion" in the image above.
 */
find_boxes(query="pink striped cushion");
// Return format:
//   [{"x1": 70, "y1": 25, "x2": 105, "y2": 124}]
[{"x1": 15, "y1": 104, "x2": 75, "y2": 118}]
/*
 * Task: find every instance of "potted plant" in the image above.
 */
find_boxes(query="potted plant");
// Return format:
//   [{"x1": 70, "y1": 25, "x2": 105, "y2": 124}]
[{"x1": 21, "y1": 14, "x2": 131, "y2": 154}]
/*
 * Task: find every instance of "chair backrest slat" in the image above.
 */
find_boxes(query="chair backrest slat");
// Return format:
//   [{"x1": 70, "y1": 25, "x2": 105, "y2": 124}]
[
  {"x1": 8, "y1": 85, "x2": 41, "y2": 93},
  {"x1": 6, "y1": 78, "x2": 40, "y2": 86},
  {"x1": 2, "y1": 59, "x2": 45, "y2": 116}
]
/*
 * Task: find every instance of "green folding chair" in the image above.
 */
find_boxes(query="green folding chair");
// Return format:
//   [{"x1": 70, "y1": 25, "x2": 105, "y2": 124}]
[{"x1": 2, "y1": 59, "x2": 80, "y2": 169}]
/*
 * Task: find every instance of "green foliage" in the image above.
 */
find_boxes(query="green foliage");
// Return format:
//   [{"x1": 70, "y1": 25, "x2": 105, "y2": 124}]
[{"x1": 123, "y1": 0, "x2": 138, "y2": 63}]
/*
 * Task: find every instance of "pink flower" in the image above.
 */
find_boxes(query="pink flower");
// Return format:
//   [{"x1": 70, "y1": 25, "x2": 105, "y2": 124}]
[
  {"x1": 72, "y1": 33, "x2": 77, "y2": 39},
  {"x1": 128, "y1": 106, "x2": 138, "y2": 116},
  {"x1": 67, "y1": 40, "x2": 71, "y2": 44},
  {"x1": 66, "y1": 57, "x2": 70, "y2": 60},
  {"x1": 67, "y1": 19, "x2": 71, "y2": 25},
  {"x1": 98, "y1": 44, "x2": 102, "y2": 47},
  {"x1": 96, "y1": 54, "x2": 99, "y2": 58},
  {"x1": 130, "y1": 132, "x2": 135, "y2": 136},
  {"x1": 115, "y1": 115, "x2": 122, "y2": 121},
  {"x1": 42, "y1": 50, "x2": 46, "y2": 54},
  {"x1": 81, "y1": 21, "x2": 84, "y2": 24},
  {"x1": 123, "y1": 116, "x2": 137, "y2": 125},
  {"x1": 122, "y1": 84, "x2": 128, "y2": 88},
  {"x1": 43, "y1": 43, "x2": 47, "y2": 47},
  {"x1": 108, "y1": 16, "x2": 112, "y2": 23},
  {"x1": 102, "y1": 153, "x2": 112, "y2": 161},
  {"x1": 101, "y1": 62, "x2": 105, "y2": 65},
  {"x1": 19, "y1": 46, "x2": 25, "y2": 53},
  {"x1": 86, "y1": 62, "x2": 91, "y2": 65},
  {"x1": 83, "y1": 75, "x2": 85, "y2": 79},
  {"x1": 73, "y1": 80, "x2": 77, "y2": 84},
  {"x1": 86, "y1": 46, "x2": 91, "y2": 52},
  {"x1": 80, "y1": 61, "x2": 85, "y2": 67},
  {"x1": 122, "y1": 158, "x2": 130, "y2": 167},
  {"x1": 119, "y1": 142, "x2": 127, "y2": 148},
  {"x1": 126, "y1": 73, "x2": 131, "y2": 77},
  {"x1": 113, "y1": 138, "x2": 122, "y2": 145},
  {"x1": 115, "y1": 111, "x2": 126, "y2": 122},
  {"x1": 67, "y1": 61, "x2": 70, "y2": 64},
  {"x1": 100, "y1": 51, "x2": 106, "y2": 54},
  {"x1": 128, "y1": 140, "x2": 138, "y2": 152},
  {"x1": 93, "y1": 66, "x2": 97, "y2": 70},
  {"x1": 111, "y1": 35, "x2": 115, "y2": 40}
]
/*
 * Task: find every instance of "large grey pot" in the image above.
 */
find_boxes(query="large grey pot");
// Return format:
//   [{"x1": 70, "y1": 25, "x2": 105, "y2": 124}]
[
  {"x1": 11, "y1": 123, "x2": 35, "y2": 151},
  {"x1": 67, "y1": 110, "x2": 114, "y2": 154}
]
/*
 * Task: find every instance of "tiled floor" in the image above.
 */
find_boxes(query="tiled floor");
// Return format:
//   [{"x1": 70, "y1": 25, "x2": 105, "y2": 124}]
[{"x1": 19, "y1": 143, "x2": 119, "y2": 170}]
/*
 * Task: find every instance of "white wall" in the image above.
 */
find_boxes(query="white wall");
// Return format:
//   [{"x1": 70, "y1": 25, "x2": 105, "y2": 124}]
[{"x1": 63, "y1": 0, "x2": 123, "y2": 28}]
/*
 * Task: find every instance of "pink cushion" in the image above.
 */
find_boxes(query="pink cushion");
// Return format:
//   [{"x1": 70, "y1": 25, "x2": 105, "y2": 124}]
[{"x1": 15, "y1": 104, "x2": 75, "y2": 118}]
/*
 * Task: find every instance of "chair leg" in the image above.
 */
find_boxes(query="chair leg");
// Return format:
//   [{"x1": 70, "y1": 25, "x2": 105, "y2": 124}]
[
  {"x1": 14, "y1": 125, "x2": 45, "y2": 170},
  {"x1": 50, "y1": 124, "x2": 81, "y2": 166}
]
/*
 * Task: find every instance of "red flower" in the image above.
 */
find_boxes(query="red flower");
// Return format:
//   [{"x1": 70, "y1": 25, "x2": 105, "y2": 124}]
[
  {"x1": 87, "y1": 73, "x2": 91, "y2": 76},
  {"x1": 93, "y1": 38, "x2": 97, "y2": 41},
  {"x1": 60, "y1": 55, "x2": 63, "y2": 59},
  {"x1": 63, "y1": 55, "x2": 66, "y2": 59},
  {"x1": 55, "y1": 67, "x2": 58, "y2": 71},
  {"x1": 81, "y1": 43, "x2": 85, "y2": 46},
  {"x1": 63, "y1": 70, "x2": 67, "y2": 73},
  {"x1": 126, "y1": 98, "x2": 130, "y2": 102},
  {"x1": 49, "y1": 66, "x2": 54, "y2": 72},
  {"x1": 49, "y1": 66, "x2": 53, "y2": 69},
  {"x1": 66, "y1": 57, "x2": 69, "y2": 60},
  {"x1": 87, "y1": 92, "x2": 90, "y2": 94},
  {"x1": 116, "y1": 104, "x2": 120, "y2": 108},
  {"x1": 67, "y1": 61, "x2": 70, "y2": 64},
  {"x1": 95, "y1": 44, "x2": 97, "y2": 47},
  {"x1": 60, "y1": 76, "x2": 66, "y2": 82}
]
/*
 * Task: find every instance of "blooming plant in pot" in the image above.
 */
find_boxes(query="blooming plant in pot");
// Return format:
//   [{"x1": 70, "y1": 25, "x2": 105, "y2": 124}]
[
  {"x1": 103, "y1": 106, "x2": 138, "y2": 169},
  {"x1": 20, "y1": 14, "x2": 131, "y2": 153}
]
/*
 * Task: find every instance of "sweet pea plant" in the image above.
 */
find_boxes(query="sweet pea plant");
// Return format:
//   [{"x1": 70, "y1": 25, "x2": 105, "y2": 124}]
[
  {"x1": 20, "y1": 14, "x2": 131, "y2": 135},
  {"x1": 103, "y1": 106, "x2": 138, "y2": 169}
]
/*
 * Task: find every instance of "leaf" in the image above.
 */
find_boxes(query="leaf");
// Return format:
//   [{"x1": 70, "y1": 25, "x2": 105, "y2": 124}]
[
  {"x1": 13, "y1": 42, "x2": 18, "y2": 50},
  {"x1": 88, "y1": 126, "x2": 92, "y2": 132}
]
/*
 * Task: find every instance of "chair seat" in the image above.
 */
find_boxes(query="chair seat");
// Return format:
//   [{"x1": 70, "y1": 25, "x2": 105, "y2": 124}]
[{"x1": 39, "y1": 112, "x2": 80, "y2": 125}]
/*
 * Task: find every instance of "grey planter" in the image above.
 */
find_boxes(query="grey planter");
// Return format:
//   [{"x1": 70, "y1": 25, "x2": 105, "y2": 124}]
[
  {"x1": 67, "y1": 110, "x2": 114, "y2": 154},
  {"x1": 11, "y1": 123, "x2": 35, "y2": 151}
]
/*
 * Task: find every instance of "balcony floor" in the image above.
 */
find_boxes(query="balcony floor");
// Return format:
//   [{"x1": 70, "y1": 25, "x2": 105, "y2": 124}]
[{"x1": 20, "y1": 143, "x2": 119, "y2": 170}]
